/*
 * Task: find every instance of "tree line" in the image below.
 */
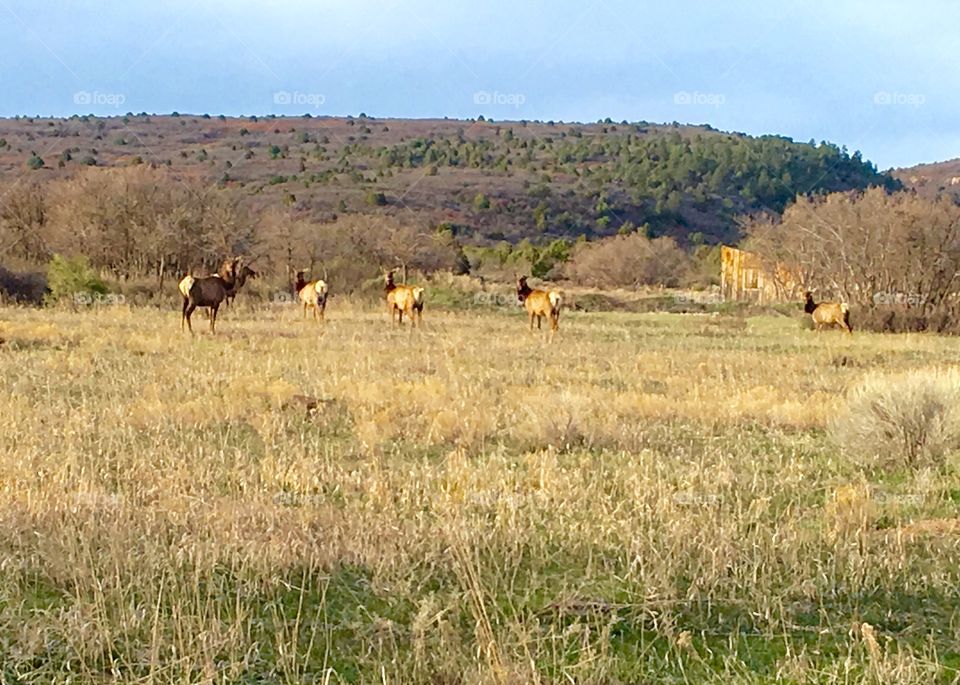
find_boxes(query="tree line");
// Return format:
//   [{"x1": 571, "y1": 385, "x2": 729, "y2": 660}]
[
  {"x1": 0, "y1": 166, "x2": 467, "y2": 296},
  {"x1": 744, "y1": 187, "x2": 960, "y2": 332}
]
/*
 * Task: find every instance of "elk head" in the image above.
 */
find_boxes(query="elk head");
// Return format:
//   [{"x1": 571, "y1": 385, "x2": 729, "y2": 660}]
[{"x1": 516, "y1": 275, "x2": 531, "y2": 306}]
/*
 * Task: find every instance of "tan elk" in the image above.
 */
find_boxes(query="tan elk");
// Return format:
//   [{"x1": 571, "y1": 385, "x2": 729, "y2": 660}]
[
  {"x1": 516, "y1": 275, "x2": 563, "y2": 339},
  {"x1": 294, "y1": 268, "x2": 329, "y2": 322},
  {"x1": 384, "y1": 269, "x2": 424, "y2": 326},
  {"x1": 804, "y1": 291, "x2": 852, "y2": 334},
  {"x1": 179, "y1": 256, "x2": 242, "y2": 334}
]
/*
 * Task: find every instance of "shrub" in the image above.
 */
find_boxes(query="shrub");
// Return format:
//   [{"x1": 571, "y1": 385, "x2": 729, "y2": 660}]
[
  {"x1": 44, "y1": 254, "x2": 108, "y2": 306},
  {"x1": 472, "y1": 192, "x2": 490, "y2": 211},
  {"x1": 831, "y1": 368, "x2": 960, "y2": 468},
  {"x1": 365, "y1": 191, "x2": 387, "y2": 206},
  {"x1": 564, "y1": 233, "x2": 690, "y2": 288}
]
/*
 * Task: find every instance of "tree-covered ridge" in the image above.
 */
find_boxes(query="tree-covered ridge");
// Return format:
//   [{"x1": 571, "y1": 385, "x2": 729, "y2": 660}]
[
  {"x1": 0, "y1": 115, "x2": 898, "y2": 246},
  {"x1": 362, "y1": 127, "x2": 898, "y2": 243}
]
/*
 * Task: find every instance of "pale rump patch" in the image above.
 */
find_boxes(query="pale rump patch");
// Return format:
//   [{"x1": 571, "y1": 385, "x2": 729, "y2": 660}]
[
  {"x1": 178, "y1": 275, "x2": 195, "y2": 299},
  {"x1": 517, "y1": 275, "x2": 562, "y2": 339}
]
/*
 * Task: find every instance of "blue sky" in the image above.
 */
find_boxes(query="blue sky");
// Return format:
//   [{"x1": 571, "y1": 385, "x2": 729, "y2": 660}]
[{"x1": 0, "y1": 0, "x2": 956, "y2": 169}]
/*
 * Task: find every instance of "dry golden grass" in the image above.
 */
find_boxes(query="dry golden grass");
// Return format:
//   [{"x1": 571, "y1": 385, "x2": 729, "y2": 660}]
[{"x1": 1, "y1": 302, "x2": 959, "y2": 683}]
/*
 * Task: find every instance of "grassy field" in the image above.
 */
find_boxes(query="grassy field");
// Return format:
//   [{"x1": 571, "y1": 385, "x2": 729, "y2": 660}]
[{"x1": 1, "y1": 301, "x2": 960, "y2": 683}]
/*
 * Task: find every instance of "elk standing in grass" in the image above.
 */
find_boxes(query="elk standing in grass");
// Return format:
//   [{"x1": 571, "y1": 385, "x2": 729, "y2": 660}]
[
  {"x1": 516, "y1": 275, "x2": 562, "y2": 339},
  {"x1": 180, "y1": 260, "x2": 256, "y2": 323},
  {"x1": 179, "y1": 256, "x2": 241, "y2": 334},
  {"x1": 804, "y1": 291, "x2": 852, "y2": 334},
  {"x1": 295, "y1": 268, "x2": 329, "y2": 322},
  {"x1": 384, "y1": 269, "x2": 424, "y2": 327},
  {"x1": 224, "y1": 264, "x2": 259, "y2": 307}
]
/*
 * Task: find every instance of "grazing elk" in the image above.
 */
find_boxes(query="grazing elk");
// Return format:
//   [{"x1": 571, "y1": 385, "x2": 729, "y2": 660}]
[
  {"x1": 179, "y1": 256, "x2": 241, "y2": 334},
  {"x1": 804, "y1": 291, "x2": 852, "y2": 334},
  {"x1": 294, "y1": 268, "x2": 329, "y2": 322},
  {"x1": 516, "y1": 275, "x2": 563, "y2": 339},
  {"x1": 384, "y1": 269, "x2": 424, "y2": 327}
]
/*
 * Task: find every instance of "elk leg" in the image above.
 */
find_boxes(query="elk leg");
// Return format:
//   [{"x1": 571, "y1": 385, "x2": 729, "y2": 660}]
[
  {"x1": 185, "y1": 303, "x2": 196, "y2": 335},
  {"x1": 537, "y1": 315, "x2": 542, "y2": 330},
  {"x1": 181, "y1": 298, "x2": 189, "y2": 330},
  {"x1": 303, "y1": 303, "x2": 308, "y2": 319},
  {"x1": 210, "y1": 304, "x2": 219, "y2": 334}
]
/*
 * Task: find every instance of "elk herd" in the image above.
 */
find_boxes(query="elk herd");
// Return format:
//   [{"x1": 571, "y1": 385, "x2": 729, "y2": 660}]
[
  {"x1": 177, "y1": 257, "x2": 564, "y2": 338},
  {"x1": 177, "y1": 256, "x2": 851, "y2": 339}
]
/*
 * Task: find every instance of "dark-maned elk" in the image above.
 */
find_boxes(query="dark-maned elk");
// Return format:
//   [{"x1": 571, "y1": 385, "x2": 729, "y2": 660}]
[
  {"x1": 224, "y1": 264, "x2": 259, "y2": 306},
  {"x1": 384, "y1": 269, "x2": 424, "y2": 327},
  {"x1": 804, "y1": 291, "x2": 852, "y2": 334},
  {"x1": 516, "y1": 275, "x2": 562, "y2": 340},
  {"x1": 294, "y1": 268, "x2": 329, "y2": 322},
  {"x1": 179, "y1": 257, "x2": 241, "y2": 334}
]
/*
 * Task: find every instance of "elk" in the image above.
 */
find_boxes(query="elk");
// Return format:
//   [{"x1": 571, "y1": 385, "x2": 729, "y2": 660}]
[
  {"x1": 179, "y1": 261, "x2": 255, "y2": 322},
  {"x1": 804, "y1": 291, "x2": 852, "y2": 334},
  {"x1": 179, "y1": 256, "x2": 241, "y2": 334},
  {"x1": 384, "y1": 269, "x2": 424, "y2": 327},
  {"x1": 516, "y1": 275, "x2": 562, "y2": 339},
  {"x1": 225, "y1": 264, "x2": 259, "y2": 306},
  {"x1": 294, "y1": 268, "x2": 329, "y2": 322}
]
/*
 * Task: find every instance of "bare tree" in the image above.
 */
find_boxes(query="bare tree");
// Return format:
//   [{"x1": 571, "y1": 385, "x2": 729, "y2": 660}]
[
  {"x1": 744, "y1": 188, "x2": 960, "y2": 330},
  {"x1": 564, "y1": 233, "x2": 689, "y2": 288},
  {"x1": 0, "y1": 182, "x2": 49, "y2": 264}
]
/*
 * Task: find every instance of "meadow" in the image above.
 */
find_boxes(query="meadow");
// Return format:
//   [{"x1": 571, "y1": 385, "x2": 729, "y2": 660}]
[{"x1": 1, "y1": 300, "x2": 960, "y2": 683}]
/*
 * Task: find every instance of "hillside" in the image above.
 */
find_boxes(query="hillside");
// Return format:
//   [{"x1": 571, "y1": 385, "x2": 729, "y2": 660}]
[
  {"x1": 0, "y1": 114, "x2": 897, "y2": 247},
  {"x1": 894, "y1": 158, "x2": 960, "y2": 199}
]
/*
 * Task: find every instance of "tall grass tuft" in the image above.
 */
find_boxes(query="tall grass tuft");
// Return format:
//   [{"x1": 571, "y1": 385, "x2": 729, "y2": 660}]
[{"x1": 831, "y1": 367, "x2": 960, "y2": 468}]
